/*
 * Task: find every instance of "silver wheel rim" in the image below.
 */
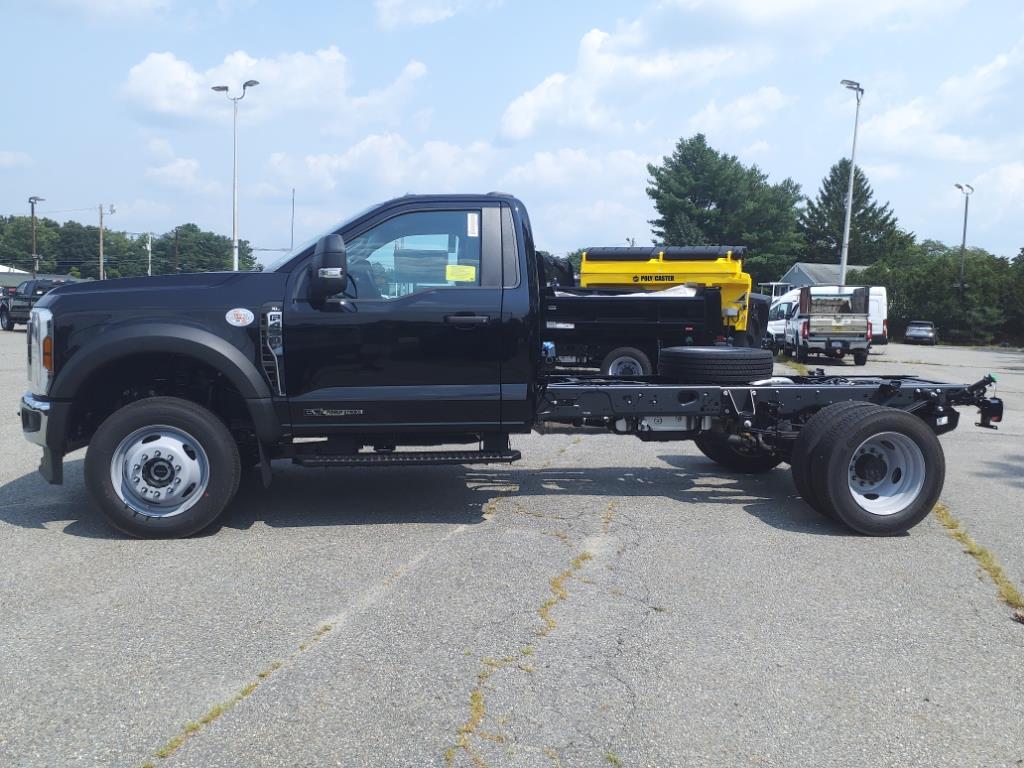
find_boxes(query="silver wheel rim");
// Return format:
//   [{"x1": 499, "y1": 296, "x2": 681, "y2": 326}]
[
  {"x1": 109, "y1": 425, "x2": 210, "y2": 518},
  {"x1": 607, "y1": 356, "x2": 644, "y2": 376},
  {"x1": 847, "y1": 431, "x2": 926, "y2": 516}
]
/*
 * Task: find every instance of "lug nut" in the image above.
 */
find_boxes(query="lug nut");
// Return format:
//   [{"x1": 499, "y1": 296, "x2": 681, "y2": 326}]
[
  {"x1": 141, "y1": 454, "x2": 148, "y2": 462},
  {"x1": 174, "y1": 478, "x2": 181, "y2": 485},
  {"x1": 133, "y1": 464, "x2": 140, "y2": 471},
  {"x1": 154, "y1": 450, "x2": 161, "y2": 457},
  {"x1": 175, "y1": 465, "x2": 181, "y2": 472},
  {"x1": 133, "y1": 476, "x2": 140, "y2": 484}
]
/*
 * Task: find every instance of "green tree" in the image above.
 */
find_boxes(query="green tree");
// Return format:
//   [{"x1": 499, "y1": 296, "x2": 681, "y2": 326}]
[
  {"x1": 854, "y1": 240, "x2": 1015, "y2": 344},
  {"x1": 0, "y1": 215, "x2": 59, "y2": 273},
  {"x1": 800, "y1": 159, "x2": 913, "y2": 265},
  {"x1": 646, "y1": 134, "x2": 804, "y2": 256}
]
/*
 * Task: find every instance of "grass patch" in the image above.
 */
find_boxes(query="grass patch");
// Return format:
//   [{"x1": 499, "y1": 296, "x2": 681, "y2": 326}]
[
  {"x1": 934, "y1": 503, "x2": 1024, "y2": 619},
  {"x1": 605, "y1": 751, "x2": 623, "y2": 766},
  {"x1": 778, "y1": 354, "x2": 811, "y2": 376}
]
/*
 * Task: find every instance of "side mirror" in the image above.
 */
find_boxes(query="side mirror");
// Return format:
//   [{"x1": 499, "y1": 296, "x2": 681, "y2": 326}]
[{"x1": 309, "y1": 234, "x2": 347, "y2": 307}]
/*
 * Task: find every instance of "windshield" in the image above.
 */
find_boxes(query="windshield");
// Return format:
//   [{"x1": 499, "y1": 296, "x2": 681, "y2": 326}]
[{"x1": 260, "y1": 204, "x2": 377, "y2": 272}]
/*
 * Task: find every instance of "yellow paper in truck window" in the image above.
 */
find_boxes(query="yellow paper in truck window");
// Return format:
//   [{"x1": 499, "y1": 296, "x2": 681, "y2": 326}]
[
  {"x1": 446, "y1": 264, "x2": 477, "y2": 282},
  {"x1": 467, "y1": 212, "x2": 479, "y2": 237}
]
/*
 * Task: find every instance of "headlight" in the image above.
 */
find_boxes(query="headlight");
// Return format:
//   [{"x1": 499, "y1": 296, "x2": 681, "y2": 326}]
[{"x1": 27, "y1": 307, "x2": 54, "y2": 396}]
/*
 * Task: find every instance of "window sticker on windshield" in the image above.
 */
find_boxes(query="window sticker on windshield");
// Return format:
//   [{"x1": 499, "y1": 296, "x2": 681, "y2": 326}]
[
  {"x1": 467, "y1": 212, "x2": 479, "y2": 238},
  {"x1": 446, "y1": 264, "x2": 476, "y2": 282}
]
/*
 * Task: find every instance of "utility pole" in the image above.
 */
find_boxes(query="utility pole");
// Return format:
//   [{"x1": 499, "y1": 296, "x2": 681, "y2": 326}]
[
  {"x1": 838, "y1": 79, "x2": 865, "y2": 287},
  {"x1": 146, "y1": 232, "x2": 153, "y2": 277},
  {"x1": 99, "y1": 205, "x2": 104, "y2": 280},
  {"x1": 98, "y1": 204, "x2": 115, "y2": 280},
  {"x1": 28, "y1": 196, "x2": 45, "y2": 277},
  {"x1": 174, "y1": 227, "x2": 179, "y2": 274}
]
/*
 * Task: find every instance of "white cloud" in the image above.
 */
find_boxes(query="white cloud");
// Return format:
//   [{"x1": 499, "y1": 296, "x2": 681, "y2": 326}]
[
  {"x1": 860, "y1": 163, "x2": 903, "y2": 182},
  {"x1": 299, "y1": 133, "x2": 496, "y2": 193},
  {"x1": 501, "y1": 26, "x2": 756, "y2": 139},
  {"x1": 670, "y1": 0, "x2": 967, "y2": 28},
  {"x1": 145, "y1": 142, "x2": 221, "y2": 196},
  {"x1": 741, "y1": 140, "x2": 770, "y2": 157},
  {"x1": 374, "y1": 0, "x2": 500, "y2": 27},
  {"x1": 861, "y1": 44, "x2": 1022, "y2": 162},
  {"x1": 688, "y1": 86, "x2": 792, "y2": 135},
  {"x1": 51, "y1": 0, "x2": 169, "y2": 14},
  {"x1": 0, "y1": 151, "x2": 32, "y2": 168},
  {"x1": 969, "y1": 162, "x2": 1024, "y2": 225},
  {"x1": 122, "y1": 47, "x2": 425, "y2": 130},
  {"x1": 503, "y1": 148, "x2": 650, "y2": 189},
  {"x1": 375, "y1": 0, "x2": 457, "y2": 27}
]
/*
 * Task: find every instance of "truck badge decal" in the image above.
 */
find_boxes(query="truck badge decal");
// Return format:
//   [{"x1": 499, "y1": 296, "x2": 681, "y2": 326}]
[
  {"x1": 632, "y1": 274, "x2": 675, "y2": 283},
  {"x1": 304, "y1": 408, "x2": 365, "y2": 417},
  {"x1": 225, "y1": 308, "x2": 255, "y2": 327}
]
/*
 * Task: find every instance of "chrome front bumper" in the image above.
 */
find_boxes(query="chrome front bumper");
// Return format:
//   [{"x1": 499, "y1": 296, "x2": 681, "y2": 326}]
[{"x1": 20, "y1": 392, "x2": 50, "y2": 447}]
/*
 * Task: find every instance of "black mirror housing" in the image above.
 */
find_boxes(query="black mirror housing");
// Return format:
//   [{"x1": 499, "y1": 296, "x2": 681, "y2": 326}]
[{"x1": 310, "y1": 234, "x2": 347, "y2": 307}]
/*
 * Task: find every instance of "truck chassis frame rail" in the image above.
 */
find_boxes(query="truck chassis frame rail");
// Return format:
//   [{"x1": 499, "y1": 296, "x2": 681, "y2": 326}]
[{"x1": 537, "y1": 372, "x2": 1002, "y2": 536}]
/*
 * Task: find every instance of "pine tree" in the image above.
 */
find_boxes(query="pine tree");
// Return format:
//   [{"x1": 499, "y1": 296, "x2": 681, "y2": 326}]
[
  {"x1": 646, "y1": 134, "x2": 804, "y2": 256},
  {"x1": 799, "y1": 159, "x2": 913, "y2": 265}
]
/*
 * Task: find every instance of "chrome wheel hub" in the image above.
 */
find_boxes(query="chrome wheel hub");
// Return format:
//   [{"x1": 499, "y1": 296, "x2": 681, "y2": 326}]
[
  {"x1": 847, "y1": 431, "x2": 926, "y2": 516},
  {"x1": 607, "y1": 356, "x2": 643, "y2": 377},
  {"x1": 110, "y1": 425, "x2": 209, "y2": 518}
]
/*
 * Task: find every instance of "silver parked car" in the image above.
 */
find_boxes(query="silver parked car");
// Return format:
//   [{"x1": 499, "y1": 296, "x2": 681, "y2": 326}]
[{"x1": 904, "y1": 320, "x2": 938, "y2": 345}]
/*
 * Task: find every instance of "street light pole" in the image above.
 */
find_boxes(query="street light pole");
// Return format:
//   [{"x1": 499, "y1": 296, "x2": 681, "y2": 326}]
[
  {"x1": 954, "y1": 183, "x2": 974, "y2": 298},
  {"x1": 28, "y1": 196, "x2": 45, "y2": 277},
  {"x1": 212, "y1": 80, "x2": 259, "y2": 271},
  {"x1": 838, "y1": 79, "x2": 864, "y2": 287}
]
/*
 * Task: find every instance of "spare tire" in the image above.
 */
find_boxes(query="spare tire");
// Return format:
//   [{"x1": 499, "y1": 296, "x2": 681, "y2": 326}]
[{"x1": 658, "y1": 346, "x2": 774, "y2": 384}]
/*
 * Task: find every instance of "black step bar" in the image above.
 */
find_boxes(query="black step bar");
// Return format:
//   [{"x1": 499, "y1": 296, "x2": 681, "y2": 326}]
[{"x1": 294, "y1": 449, "x2": 522, "y2": 468}]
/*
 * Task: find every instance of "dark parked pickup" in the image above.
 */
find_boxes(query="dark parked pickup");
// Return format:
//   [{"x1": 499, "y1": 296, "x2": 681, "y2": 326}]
[
  {"x1": 18, "y1": 194, "x2": 1002, "y2": 538},
  {"x1": 1, "y1": 279, "x2": 67, "y2": 330}
]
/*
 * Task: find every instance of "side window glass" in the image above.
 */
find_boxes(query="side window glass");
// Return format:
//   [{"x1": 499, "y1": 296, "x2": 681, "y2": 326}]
[
  {"x1": 345, "y1": 210, "x2": 482, "y2": 299},
  {"x1": 16, "y1": 282, "x2": 29, "y2": 295}
]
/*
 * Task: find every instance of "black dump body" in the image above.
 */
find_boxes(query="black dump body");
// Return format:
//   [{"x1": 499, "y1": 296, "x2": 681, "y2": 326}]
[{"x1": 542, "y1": 285, "x2": 724, "y2": 367}]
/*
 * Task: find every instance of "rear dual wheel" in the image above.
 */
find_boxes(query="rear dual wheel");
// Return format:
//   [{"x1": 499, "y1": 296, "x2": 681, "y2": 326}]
[{"x1": 792, "y1": 403, "x2": 944, "y2": 535}]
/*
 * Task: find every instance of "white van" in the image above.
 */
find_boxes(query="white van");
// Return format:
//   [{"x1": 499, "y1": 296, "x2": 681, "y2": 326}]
[{"x1": 868, "y1": 286, "x2": 888, "y2": 346}]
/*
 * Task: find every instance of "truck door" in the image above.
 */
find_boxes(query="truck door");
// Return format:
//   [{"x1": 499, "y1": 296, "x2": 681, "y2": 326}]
[
  {"x1": 12, "y1": 281, "x2": 32, "y2": 320},
  {"x1": 284, "y1": 203, "x2": 504, "y2": 434}
]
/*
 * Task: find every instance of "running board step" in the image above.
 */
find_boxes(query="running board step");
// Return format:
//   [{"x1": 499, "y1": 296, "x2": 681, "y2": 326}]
[{"x1": 293, "y1": 449, "x2": 521, "y2": 468}]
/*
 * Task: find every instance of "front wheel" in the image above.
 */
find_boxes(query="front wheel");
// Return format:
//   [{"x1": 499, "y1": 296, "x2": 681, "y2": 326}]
[
  {"x1": 84, "y1": 397, "x2": 241, "y2": 538},
  {"x1": 0, "y1": 309, "x2": 13, "y2": 331},
  {"x1": 694, "y1": 433, "x2": 783, "y2": 473},
  {"x1": 853, "y1": 350, "x2": 868, "y2": 366}
]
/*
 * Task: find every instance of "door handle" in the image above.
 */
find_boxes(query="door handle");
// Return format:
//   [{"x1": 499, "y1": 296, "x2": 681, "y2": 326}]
[{"x1": 444, "y1": 314, "x2": 490, "y2": 327}]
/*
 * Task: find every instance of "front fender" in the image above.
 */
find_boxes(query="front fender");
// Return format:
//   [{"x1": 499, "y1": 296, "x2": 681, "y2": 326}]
[{"x1": 50, "y1": 322, "x2": 281, "y2": 442}]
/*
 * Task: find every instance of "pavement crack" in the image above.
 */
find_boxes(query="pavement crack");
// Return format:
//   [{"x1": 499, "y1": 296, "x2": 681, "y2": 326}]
[
  {"x1": 445, "y1": 547, "x2": 595, "y2": 767},
  {"x1": 934, "y1": 502, "x2": 1024, "y2": 623},
  {"x1": 141, "y1": 524, "x2": 468, "y2": 766}
]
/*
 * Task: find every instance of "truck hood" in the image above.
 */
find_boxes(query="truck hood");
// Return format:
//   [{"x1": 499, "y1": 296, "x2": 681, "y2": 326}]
[
  {"x1": 36, "y1": 270, "x2": 289, "y2": 315},
  {"x1": 43, "y1": 272, "x2": 237, "y2": 298}
]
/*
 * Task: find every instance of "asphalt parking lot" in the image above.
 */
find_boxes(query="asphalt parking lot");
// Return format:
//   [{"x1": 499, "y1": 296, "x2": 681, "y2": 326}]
[{"x1": 2, "y1": 331, "x2": 1022, "y2": 768}]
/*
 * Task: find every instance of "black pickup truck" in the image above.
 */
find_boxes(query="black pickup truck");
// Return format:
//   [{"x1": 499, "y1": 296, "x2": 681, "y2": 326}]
[
  {"x1": 20, "y1": 193, "x2": 1002, "y2": 539},
  {"x1": 1, "y1": 278, "x2": 67, "y2": 331}
]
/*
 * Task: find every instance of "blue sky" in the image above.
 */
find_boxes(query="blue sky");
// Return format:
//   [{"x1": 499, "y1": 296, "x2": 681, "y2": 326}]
[{"x1": 2, "y1": 0, "x2": 1022, "y2": 264}]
